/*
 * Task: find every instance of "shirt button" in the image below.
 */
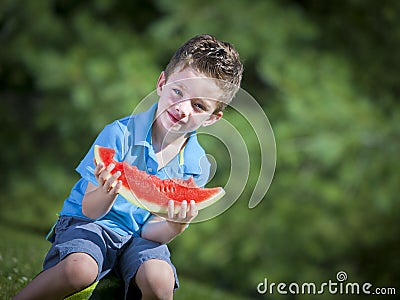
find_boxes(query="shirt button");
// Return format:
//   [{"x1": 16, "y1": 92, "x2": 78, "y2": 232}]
[{"x1": 147, "y1": 167, "x2": 153, "y2": 172}]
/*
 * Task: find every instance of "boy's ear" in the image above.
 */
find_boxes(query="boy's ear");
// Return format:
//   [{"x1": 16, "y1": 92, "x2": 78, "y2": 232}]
[
  {"x1": 202, "y1": 111, "x2": 223, "y2": 127},
  {"x1": 156, "y1": 71, "x2": 166, "y2": 96}
]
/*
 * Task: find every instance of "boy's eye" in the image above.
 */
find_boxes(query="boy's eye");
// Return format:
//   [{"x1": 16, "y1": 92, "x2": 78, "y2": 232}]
[
  {"x1": 193, "y1": 102, "x2": 206, "y2": 111},
  {"x1": 173, "y1": 89, "x2": 183, "y2": 97}
]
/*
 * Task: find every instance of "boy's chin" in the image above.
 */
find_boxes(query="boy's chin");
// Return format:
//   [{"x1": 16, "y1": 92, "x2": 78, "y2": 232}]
[{"x1": 166, "y1": 126, "x2": 189, "y2": 135}]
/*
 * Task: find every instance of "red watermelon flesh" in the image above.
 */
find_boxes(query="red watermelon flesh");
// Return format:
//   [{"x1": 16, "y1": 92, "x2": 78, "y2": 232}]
[{"x1": 93, "y1": 145, "x2": 225, "y2": 214}]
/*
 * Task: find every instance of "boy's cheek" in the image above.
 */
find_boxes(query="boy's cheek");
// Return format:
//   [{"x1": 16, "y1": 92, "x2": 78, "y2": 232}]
[{"x1": 185, "y1": 117, "x2": 204, "y2": 128}]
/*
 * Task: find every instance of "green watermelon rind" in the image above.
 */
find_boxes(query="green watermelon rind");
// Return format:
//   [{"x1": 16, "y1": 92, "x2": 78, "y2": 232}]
[
  {"x1": 93, "y1": 145, "x2": 225, "y2": 214},
  {"x1": 131, "y1": 187, "x2": 226, "y2": 214}
]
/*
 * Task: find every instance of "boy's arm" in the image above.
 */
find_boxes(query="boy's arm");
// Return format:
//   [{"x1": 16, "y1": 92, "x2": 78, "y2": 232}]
[
  {"x1": 82, "y1": 162, "x2": 121, "y2": 219},
  {"x1": 141, "y1": 200, "x2": 197, "y2": 244}
]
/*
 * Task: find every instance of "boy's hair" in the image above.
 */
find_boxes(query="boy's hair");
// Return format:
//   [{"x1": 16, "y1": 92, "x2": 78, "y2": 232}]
[{"x1": 164, "y1": 34, "x2": 244, "y2": 112}]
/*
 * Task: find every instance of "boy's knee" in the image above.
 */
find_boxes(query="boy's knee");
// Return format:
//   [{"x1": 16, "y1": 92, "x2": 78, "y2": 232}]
[
  {"x1": 135, "y1": 259, "x2": 175, "y2": 299},
  {"x1": 61, "y1": 253, "x2": 98, "y2": 291}
]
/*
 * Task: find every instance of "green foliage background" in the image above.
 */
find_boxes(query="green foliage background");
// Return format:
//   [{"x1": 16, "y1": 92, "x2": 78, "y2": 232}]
[{"x1": 1, "y1": 0, "x2": 399, "y2": 299}]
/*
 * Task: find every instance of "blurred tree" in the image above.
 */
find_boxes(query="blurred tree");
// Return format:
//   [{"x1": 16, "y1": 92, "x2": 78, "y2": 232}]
[
  {"x1": 0, "y1": 0, "x2": 161, "y2": 228},
  {"x1": 294, "y1": 0, "x2": 400, "y2": 113}
]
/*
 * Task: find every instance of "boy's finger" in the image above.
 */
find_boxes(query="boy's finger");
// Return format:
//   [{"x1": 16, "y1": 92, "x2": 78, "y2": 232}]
[
  {"x1": 110, "y1": 180, "x2": 122, "y2": 195},
  {"x1": 113, "y1": 170, "x2": 121, "y2": 180},
  {"x1": 99, "y1": 163, "x2": 115, "y2": 183},
  {"x1": 168, "y1": 200, "x2": 174, "y2": 219},
  {"x1": 94, "y1": 162, "x2": 104, "y2": 176},
  {"x1": 189, "y1": 200, "x2": 197, "y2": 217},
  {"x1": 103, "y1": 177, "x2": 113, "y2": 192},
  {"x1": 179, "y1": 200, "x2": 187, "y2": 219},
  {"x1": 106, "y1": 163, "x2": 115, "y2": 173},
  {"x1": 108, "y1": 171, "x2": 121, "y2": 190}
]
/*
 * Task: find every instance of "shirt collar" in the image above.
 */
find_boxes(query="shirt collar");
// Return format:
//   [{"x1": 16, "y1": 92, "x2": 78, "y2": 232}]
[{"x1": 132, "y1": 103, "x2": 157, "y2": 147}]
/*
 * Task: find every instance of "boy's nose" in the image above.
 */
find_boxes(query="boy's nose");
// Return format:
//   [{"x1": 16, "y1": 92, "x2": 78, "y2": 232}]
[{"x1": 176, "y1": 101, "x2": 190, "y2": 118}]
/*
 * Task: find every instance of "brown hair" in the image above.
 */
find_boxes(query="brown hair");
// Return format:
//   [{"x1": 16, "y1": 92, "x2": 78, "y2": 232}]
[{"x1": 164, "y1": 34, "x2": 244, "y2": 112}]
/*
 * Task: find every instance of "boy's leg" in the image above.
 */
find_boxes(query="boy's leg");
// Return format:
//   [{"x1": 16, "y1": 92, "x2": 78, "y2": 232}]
[
  {"x1": 134, "y1": 259, "x2": 175, "y2": 300},
  {"x1": 13, "y1": 252, "x2": 98, "y2": 300},
  {"x1": 117, "y1": 237, "x2": 179, "y2": 300}
]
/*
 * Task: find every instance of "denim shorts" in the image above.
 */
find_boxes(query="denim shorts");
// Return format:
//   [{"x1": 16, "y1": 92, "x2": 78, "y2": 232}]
[{"x1": 43, "y1": 216, "x2": 179, "y2": 297}]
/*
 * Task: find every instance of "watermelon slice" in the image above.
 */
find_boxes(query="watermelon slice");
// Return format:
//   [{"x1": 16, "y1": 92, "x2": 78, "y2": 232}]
[{"x1": 93, "y1": 145, "x2": 225, "y2": 214}]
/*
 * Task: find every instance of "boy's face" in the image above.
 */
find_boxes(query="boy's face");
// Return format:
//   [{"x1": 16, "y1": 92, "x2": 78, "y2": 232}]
[{"x1": 155, "y1": 67, "x2": 224, "y2": 134}]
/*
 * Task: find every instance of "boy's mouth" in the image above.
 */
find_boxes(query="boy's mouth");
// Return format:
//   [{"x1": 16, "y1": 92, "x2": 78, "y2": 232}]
[{"x1": 167, "y1": 111, "x2": 182, "y2": 124}]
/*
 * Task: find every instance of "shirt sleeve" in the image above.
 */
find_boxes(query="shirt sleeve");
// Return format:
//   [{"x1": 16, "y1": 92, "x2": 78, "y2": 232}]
[{"x1": 76, "y1": 120, "x2": 126, "y2": 185}]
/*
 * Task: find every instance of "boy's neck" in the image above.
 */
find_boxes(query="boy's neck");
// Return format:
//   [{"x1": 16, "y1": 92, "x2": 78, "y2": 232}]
[
  {"x1": 151, "y1": 121, "x2": 189, "y2": 154},
  {"x1": 151, "y1": 122, "x2": 189, "y2": 171}
]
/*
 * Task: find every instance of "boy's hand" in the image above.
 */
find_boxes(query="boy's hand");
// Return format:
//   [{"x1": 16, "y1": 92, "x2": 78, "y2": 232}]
[
  {"x1": 167, "y1": 200, "x2": 198, "y2": 223},
  {"x1": 82, "y1": 162, "x2": 122, "y2": 220},
  {"x1": 94, "y1": 162, "x2": 122, "y2": 197},
  {"x1": 166, "y1": 200, "x2": 198, "y2": 233},
  {"x1": 141, "y1": 200, "x2": 198, "y2": 243}
]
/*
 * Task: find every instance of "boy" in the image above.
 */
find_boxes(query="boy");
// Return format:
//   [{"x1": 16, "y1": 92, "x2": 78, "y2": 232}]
[{"x1": 14, "y1": 34, "x2": 243, "y2": 300}]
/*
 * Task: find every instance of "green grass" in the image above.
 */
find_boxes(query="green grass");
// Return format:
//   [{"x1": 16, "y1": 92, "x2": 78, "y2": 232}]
[
  {"x1": 0, "y1": 222, "x2": 250, "y2": 300},
  {"x1": 0, "y1": 223, "x2": 50, "y2": 300}
]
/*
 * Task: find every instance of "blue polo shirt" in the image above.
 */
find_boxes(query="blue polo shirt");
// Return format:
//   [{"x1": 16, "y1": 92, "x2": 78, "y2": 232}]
[{"x1": 60, "y1": 103, "x2": 211, "y2": 236}]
